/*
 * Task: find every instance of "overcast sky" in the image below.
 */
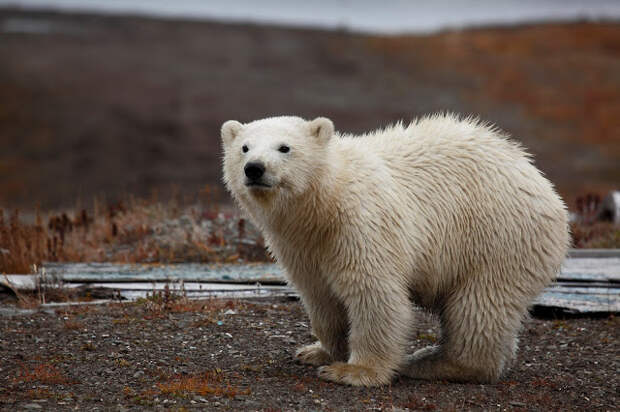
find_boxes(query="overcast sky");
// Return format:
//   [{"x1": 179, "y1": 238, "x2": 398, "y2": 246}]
[{"x1": 1, "y1": 0, "x2": 619, "y2": 33}]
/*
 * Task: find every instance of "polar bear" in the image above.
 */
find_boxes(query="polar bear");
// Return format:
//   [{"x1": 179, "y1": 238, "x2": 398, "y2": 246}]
[{"x1": 221, "y1": 114, "x2": 569, "y2": 387}]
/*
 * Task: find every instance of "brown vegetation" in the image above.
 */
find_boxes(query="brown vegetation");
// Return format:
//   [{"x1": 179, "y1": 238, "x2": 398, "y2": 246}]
[
  {"x1": 570, "y1": 192, "x2": 620, "y2": 248},
  {"x1": 0, "y1": 191, "x2": 269, "y2": 274},
  {"x1": 155, "y1": 370, "x2": 251, "y2": 399},
  {"x1": 12, "y1": 362, "x2": 71, "y2": 385},
  {"x1": 570, "y1": 221, "x2": 620, "y2": 248}
]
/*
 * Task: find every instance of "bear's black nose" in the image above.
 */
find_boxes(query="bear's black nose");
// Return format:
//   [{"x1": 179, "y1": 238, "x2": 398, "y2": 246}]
[{"x1": 244, "y1": 162, "x2": 265, "y2": 180}]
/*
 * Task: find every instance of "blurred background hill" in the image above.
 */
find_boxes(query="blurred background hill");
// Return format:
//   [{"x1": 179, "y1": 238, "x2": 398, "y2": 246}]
[{"x1": 0, "y1": 1, "x2": 619, "y2": 211}]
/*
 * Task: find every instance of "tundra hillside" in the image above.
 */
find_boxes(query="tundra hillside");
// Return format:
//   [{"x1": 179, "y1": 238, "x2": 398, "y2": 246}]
[{"x1": 0, "y1": 9, "x2": 618, "y2": 210}]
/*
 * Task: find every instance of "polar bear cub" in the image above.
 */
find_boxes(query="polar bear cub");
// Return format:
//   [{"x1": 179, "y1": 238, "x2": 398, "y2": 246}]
[{"x1": 221, "y1": 114, "x2": 569, "y2": 387}]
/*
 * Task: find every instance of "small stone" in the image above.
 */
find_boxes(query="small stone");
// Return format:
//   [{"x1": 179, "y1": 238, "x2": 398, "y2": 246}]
[
  {"x1": 22, "y1": 404, "x2": 43, "y2": 410},
  {"x1": 244, "y1": 400, "x2": 260, "y2": 408},
  {"x1": 133, "y1": 370, "x2": 145, "y2": 378}
]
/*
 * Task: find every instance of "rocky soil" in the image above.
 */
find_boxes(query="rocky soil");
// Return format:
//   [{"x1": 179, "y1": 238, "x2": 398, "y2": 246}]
[{"x1": 0, "y1": 296, "x2": 617, "y2": 411}]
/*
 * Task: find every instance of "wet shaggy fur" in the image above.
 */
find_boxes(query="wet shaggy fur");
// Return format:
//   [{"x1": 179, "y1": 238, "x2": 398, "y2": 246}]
[{"x1": 221, "y1": 114, "x2": 570, "y2": 387}]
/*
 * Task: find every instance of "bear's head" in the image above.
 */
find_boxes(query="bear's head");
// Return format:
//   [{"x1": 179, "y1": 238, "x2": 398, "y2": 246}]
[{"x1": 221, "y1": 116, "x2": 334, "y2": 207}]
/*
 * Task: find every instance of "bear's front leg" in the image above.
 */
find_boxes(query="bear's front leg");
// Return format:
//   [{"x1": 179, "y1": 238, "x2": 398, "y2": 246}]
[
  {"x1": 293, "y1": 278, "x2": 349, "y2": 366},
  {"x1": 318, "y1": 277, "x2": 413, "y2": 387}
]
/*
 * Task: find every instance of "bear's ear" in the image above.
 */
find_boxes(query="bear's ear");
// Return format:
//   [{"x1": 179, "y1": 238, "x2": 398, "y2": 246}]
[
  {"x1": 221, "y1": 120, "x2": 243, "y2": 147},
  {"x1": 308, "y1": 117, "x2": 334, "y2": 144}
]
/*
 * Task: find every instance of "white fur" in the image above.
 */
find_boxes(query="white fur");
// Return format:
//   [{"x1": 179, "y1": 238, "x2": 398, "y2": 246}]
[{"x1": 221, "y1": 114, "x2": 570, "y2": 386}]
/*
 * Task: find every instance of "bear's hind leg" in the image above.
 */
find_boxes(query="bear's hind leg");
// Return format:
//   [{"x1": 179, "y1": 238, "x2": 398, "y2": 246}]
[{"x1": 401, "y1": 278, "x2": 525, "y2": 383}]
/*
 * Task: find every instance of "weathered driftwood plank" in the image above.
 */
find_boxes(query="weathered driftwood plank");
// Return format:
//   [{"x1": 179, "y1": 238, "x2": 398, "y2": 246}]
[
  {"x1": 559, "y1": 257, "x2": 620, "y2": 282},
  {"x1": 568, "y1": 249, "x2": 620, "y2": 258},
  {"x1": 38, "y1": 256, "x2": 620, "y2": 284},
  {"x1": 1, "y1": 274, "x2": 37, "y2": 290},
  {"x1": 0, "y1": 275, "x2": 295, "y2": 300},
  {"x1": 2, "y1": 251, "x2": 618, "y2": 313},
  {"x1": 40, "y1": 262, "x2": 285, "y2": 284},
  {"x1": 533, "y1": 285, "x2": 620, "y2": 313}
]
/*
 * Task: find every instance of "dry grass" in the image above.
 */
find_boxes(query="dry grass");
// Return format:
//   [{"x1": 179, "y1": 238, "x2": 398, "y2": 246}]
[
  {"x1": 12, "y1": 362, "x2": 71, "y2": 385},
  {"x1": 0, "y1": 208, "x2": 46, "y2": 274},
  {"x1": 138, "y1": 290, "x2": 248, "y2": 320},
  {"x1": 570, "y1": 221, "x2": 620, "y2": 248},
  {"x1": 155, "y1": 370, "x2": 251, "y2": 399},
  {"x1": 0, "y1": 192, "x2": 269, "y2": 274},
  {"x1": 570, "y1": 192, "x2": 620, "y2": 248}
]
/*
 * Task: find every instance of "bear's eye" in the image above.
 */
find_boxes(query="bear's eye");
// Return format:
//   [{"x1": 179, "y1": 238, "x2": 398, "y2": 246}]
[
  {"x1": 242, "y1": 145, "x2": 249, "y2": 153},
  {"x1": 278, "y1": 145, "x2": 290, "y2": 154}
]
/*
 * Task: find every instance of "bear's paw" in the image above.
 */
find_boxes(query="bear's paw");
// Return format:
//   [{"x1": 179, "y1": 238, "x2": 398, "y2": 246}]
[
  {"x1": 318, "y1": 362, "x2": 392, "y2": 387},
  {"x1": 295, "y1": 342, "x2": 332, "y2": 366}
]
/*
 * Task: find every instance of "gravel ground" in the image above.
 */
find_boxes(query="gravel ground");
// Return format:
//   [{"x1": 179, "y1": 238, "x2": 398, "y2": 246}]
[{"x1": 0, "y1": 296, "x2": 618, "y2": 411}]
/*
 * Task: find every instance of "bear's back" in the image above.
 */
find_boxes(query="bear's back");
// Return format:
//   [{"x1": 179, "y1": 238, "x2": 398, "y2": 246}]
[
  {"x1": 334, "y1": 114, "x2": 538, "y2": 205},
  {"x1": 330, "y1": 114, "x2": 568, "y2": 285}
]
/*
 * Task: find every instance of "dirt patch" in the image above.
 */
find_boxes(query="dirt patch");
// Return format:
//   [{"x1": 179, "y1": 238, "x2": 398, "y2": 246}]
[{"x1": 1, "y1": 296, "x2": 617, "y2": 411}]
